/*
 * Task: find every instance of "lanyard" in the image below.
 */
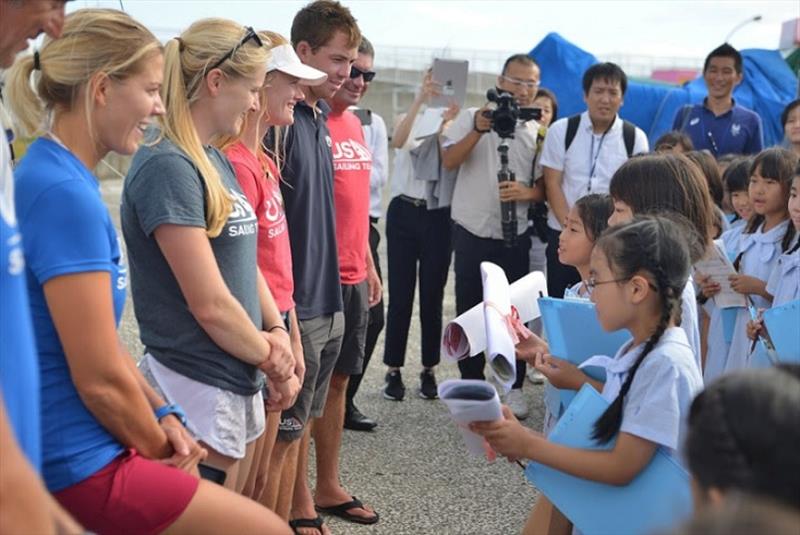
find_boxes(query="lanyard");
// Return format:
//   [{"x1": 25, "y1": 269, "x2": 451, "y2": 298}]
[{"x1": 587, "y1": 122, "x2": 613, "y2": 193}]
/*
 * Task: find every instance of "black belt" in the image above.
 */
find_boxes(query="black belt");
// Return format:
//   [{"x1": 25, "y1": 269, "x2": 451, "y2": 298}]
[{"x1": 398, "y1": 194, "x2": 426, "y2": 208}]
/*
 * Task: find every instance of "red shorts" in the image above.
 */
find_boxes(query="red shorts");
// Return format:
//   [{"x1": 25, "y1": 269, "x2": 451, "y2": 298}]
[{"x1": 55, "y1": 449, "x2": 199, "y2": 535}]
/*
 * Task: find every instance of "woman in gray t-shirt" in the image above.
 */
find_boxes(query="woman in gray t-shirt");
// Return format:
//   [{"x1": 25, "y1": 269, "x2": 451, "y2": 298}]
[{"x1": 122, "y1": 19, "x2": 299, "y2": 493}]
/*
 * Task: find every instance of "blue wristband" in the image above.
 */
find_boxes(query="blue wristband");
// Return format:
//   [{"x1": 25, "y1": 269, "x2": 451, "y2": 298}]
[{"x1": 154, "y1": 403, "x2": 187, "y2": 427}]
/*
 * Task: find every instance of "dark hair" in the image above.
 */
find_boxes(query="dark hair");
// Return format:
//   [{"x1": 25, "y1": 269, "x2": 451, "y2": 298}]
[
  {"x1": 686, "y1": 365, "x2": 800, "y2": 509},
  {"x1": 591, "y1": 216, "x2": 691, "y2": 444},
  {"x1": 722, "y1": 156, "x2": 752, "y2": 194},
  {"x1": 654, "y1": 131, "x2": 694, "y2": 153},
  {"x1": 609, "y1": 153, "x2": 714, "y2": 262},
  {"x1": 534, "y1": 87, "x2": 558, "y2": 122},
  {"x1": 686, "y1": 150, "x2": 724, "y2": 208},
  {"x1": 674, "y1": 496, "x2": 800, "y2": 535},
  {"x1": 291, "y1": 0, "x2": 361, "y2": 51},
  {"x1": 358, "y1": 35, "x2": 373, "y2": 58},
  {"x1": 574, "y1": 194, "x2": 613, "y2": 242},
  {"x1": 704, "y1": 43, "x2": 743, "y2": 74},
  {"x1": 743, "y1": 148, "x2": 798, "y2": 252},
  {"x1": 582, "y1": 62, "x2": 627, "y2": 96},
  {"x1": 501, "y1": 53, "x2": 538, "y2": 76},
  {"x1": 781, "y1": 99, "x2": 800, "y2": 128}
]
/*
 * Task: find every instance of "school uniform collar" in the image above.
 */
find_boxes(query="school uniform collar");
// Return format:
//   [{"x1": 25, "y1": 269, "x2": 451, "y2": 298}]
[
  {"x1": 740, "y1": 220, "x2": 790, "y2": 263},
  {"x1": 580, "y1": 327, "x2": 687, "y2": 402}
]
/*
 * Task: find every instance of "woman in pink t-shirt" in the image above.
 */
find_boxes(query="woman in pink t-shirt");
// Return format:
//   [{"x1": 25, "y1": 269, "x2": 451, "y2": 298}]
[{"x1": 220, "y1": 32, "x2": 327, "y2": 516}]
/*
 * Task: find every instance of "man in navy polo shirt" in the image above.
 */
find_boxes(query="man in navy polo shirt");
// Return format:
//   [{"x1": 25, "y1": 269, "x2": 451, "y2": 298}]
[{"x1": 672, "y1": 44, "x2": 763, "y2": 157}]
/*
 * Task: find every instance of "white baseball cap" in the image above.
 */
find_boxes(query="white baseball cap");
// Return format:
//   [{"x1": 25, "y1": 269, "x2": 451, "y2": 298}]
[{"x1": 267, "y1": 44, "x2": 327, "y2": 86}]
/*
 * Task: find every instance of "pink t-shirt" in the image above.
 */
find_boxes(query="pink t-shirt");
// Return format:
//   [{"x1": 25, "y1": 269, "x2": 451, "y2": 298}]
[
  {"x1": 225, "y1": 141, "x2": 294, "y2": 312},
  {"x1": 327, "y1": 109, "x2": 372, "y2": 285}
]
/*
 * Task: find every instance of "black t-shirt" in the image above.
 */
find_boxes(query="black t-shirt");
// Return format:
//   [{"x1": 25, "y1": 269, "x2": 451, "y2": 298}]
[{"x1": 270, "y1": 100, "x2": 342, "y2": 319}]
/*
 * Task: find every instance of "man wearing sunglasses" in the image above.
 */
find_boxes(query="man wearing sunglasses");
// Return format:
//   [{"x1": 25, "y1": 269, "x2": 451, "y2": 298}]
[
  {"x1": 441, "y1": 54, "x2": 543, "y2": 420},
  {"x1": 329, "y1": 37, "x2": 387, "y2": 433}
]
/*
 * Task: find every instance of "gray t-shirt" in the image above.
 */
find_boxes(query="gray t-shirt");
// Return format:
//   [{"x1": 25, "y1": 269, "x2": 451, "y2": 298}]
[{"x1": 122, "y1": 137, "x2": 263, "y2": 395}]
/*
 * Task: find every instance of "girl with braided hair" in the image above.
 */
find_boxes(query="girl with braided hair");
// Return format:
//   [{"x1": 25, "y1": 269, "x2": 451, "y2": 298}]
[
  {"x1": 686, "y1": 365, "x2": 800, "y2": 510},
  {"x1": 472, "y1": 216, "x2": 704, "y2": 533}
]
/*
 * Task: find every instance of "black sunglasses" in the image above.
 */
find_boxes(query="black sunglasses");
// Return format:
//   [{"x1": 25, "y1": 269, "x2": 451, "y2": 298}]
[
  {"x1": 209, "y1": 26, "x2": 263, "y2": 71},
  {"x1": 350, "y1": 65, "x2": 376, "y2": 83}
]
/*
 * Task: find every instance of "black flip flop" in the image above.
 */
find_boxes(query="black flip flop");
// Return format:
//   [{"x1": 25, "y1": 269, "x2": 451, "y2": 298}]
[
  {"x1": 315, "y1": 495, "x2": 379, "y2": 525},
  {"x1": 289, "y1": 516, "x2": 325, "y2": 534}
]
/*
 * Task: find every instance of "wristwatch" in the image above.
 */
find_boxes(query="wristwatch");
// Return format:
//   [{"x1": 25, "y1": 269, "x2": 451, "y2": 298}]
[{"x1": 154, "y1": 403, "x2": 187, "y2": 427}]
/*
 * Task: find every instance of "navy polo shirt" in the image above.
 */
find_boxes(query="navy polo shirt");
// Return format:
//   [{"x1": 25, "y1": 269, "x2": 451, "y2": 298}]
[
  {"x1": 672, "y1": 99, "x2": 763, "y2": 157},
  {"x1": 270, "y1": 100, "x2": 343, "y2": 319}
]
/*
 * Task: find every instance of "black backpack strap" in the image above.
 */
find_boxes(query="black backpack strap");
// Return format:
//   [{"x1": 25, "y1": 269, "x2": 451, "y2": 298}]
[
  {"x1": 622, "y1": 120, "x2": 636, "y2": 158},
  {"x1": 564, "y1": 114, "x2": 581, "y2": 153}
]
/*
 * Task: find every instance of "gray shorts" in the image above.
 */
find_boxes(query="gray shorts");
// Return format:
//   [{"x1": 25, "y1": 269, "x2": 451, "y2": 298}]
[
  {"x1": 278, "y1": 312, "x2": 344, "y2": 441},
  {"x1": 334, "y1": 280, "x2": 369, "y2": 376}
]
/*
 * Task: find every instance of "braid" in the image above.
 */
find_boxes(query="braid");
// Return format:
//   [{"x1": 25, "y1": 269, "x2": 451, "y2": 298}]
[{"x1": 591, "y1": 245, "x2": 680, "y2": 444}]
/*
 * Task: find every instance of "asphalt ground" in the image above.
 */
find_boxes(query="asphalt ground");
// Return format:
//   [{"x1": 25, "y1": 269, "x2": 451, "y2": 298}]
[{"x1": 103, "y1": 177, "x2": 544, "y2": 535}]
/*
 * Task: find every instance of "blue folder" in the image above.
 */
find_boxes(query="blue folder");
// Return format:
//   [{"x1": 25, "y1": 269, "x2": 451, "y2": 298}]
[
  {"x1": 538, "y1": 297, "x2": 629, "y2": 407},
  {"x1": 526, "y1": 385, "x2": 693, "y2": 535},
  {"x1": 721, "y1": 306, "x2": 740, "y2": 344},
  {"x1": 750, "y1": 299, "x2": 800, "y2": 368}
]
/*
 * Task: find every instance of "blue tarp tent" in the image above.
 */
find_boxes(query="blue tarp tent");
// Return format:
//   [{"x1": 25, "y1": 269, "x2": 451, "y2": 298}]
[{"x1": 529, "y1": 32, "x2": 797, "y2": 148}]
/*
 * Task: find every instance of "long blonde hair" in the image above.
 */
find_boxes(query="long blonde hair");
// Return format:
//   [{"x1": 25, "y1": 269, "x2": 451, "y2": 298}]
[
  {"x1": 160, "y1": 19, "x2": 268, "y2": 238},
  {"x1": 5, "y1": 8, "x2": 161, "y2": 138}
]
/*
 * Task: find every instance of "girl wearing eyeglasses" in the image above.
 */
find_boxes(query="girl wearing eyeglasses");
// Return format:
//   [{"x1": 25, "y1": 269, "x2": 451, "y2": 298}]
[
  {"x1": 472, "y1": 216, "x2": 703, "y2": 534},
  {"x1": 8, "y1": 9, "x2": 291, "y2": 534},
  {"x1": 122, "y1": 18, "x2": 300, "y2": 499}
]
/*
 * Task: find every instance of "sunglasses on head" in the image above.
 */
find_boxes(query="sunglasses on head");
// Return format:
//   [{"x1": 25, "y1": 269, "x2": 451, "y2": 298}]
[
  {"x1": 350, "y1": 65, "x2": 376, "y2": 83},
  {"x1": 209, "y1": 26, "x2": 263, "y2": 71}
]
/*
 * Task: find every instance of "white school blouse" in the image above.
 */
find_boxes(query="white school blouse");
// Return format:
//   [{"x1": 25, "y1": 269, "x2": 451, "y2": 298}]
[
  {"x1": 585, "y1": 327, "x2": 703, "y2": 457},
  {"x1": 766, "y1": 236, "x2": 800, "y2": 307},
  {"x1": 724, "y1": 221, "x2": 790, "y2": 373},
  {"x1": 680, "y1": 278, "x2": 702, "y2": 370}
]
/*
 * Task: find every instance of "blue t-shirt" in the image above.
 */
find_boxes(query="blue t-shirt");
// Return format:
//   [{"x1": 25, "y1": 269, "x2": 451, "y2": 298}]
[
  {"x1": 672, "y1": 99, "x2": 763, "y2": 157},
  {"x1": 0, "y1": 132, "x2": 41, "y2": 471},
  {"x1": 14, "y1": 138, "x2": 125, "y2": 491}
]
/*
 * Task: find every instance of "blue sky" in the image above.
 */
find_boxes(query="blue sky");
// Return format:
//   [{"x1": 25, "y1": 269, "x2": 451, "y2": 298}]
[{"x1": 73, "y1": 0, "x2": 798, "y2": 61}]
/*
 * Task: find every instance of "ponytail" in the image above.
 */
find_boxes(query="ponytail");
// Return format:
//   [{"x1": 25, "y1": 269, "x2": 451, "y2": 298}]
[
  {"x1": 157, "y1": 18, "x2": 268, "y2": 238},
  {"x1": 5, "y1": 55, "x2": 45, "y2": 137}
]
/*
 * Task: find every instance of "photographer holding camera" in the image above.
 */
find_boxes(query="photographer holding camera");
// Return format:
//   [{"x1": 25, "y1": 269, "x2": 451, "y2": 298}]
[{"x1": 442, "y1": 54, "x2": 543, "y2": 419}]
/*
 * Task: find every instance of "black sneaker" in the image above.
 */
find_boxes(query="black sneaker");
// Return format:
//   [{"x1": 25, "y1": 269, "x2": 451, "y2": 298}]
[
  {"x1": 383, "y1": 370, "x2": 405, "y2": 401},
  {"x1": 419, "y1": 369, "x2": 438, "y2": 400}
]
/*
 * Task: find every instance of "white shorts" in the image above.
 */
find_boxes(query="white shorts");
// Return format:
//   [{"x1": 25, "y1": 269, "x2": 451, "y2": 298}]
[{"x1": 139, "y1": 354, "x2": 265, "y2": 459}]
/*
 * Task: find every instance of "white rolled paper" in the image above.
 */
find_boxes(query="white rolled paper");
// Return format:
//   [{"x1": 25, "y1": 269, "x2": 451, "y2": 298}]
[
  {"x1": 438, "y1": 379, "x2": 502, "y2": 456},
  {"x1": 441, "y1": 269, "x2": 548, "y2": 369}
]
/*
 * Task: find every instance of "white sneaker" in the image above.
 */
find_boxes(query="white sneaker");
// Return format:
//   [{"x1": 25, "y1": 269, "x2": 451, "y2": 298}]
[
  {"x1": 505, "y1": 388, "x2": 529, "y2": 420},
  {"x1": 526, "y1": 368, "x2": 546, "y2": 384}
]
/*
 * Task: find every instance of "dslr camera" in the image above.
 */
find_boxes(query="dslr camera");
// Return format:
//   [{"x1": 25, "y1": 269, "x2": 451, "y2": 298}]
[{"x1": 484, "y1": 88, "x2": 542, "y2": 139}]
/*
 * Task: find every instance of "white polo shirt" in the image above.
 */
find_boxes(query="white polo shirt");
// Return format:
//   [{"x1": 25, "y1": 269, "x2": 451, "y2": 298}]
[
  {"x1": 443, "y1": 107, "x2": 541, "y2": 240},
  {"x1": 540, "y1": 112, "x2": 648, "y2": 231}
]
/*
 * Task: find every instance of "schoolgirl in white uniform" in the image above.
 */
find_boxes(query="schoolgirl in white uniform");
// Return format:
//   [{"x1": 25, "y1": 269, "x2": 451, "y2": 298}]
[
  {"x1": 701, "y1": 158, "x2": 756, "y2": 381},
  {"x1": 606, "y1": 153, "x2": 716, "y2": 372},
  {"x1": 542, "y1": 194, "x2": 613, "y2": 436},
  {"x1": 473, "y1": 216, "x2": 703, "y2": 533},
  {"x1": 725, "y1": 149, "x2": 796, "y2": 372}
]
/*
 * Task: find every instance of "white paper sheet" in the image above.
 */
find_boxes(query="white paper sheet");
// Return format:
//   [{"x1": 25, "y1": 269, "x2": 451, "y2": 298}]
[
  {"x1": 693, "y1": 240, "x2": 747, "y2": 309},
  {"x1": 438, "y1": 379, "x2": 502, "y2": 456},
  {"x1": 441, "y1": 270, "x2": 547, "y2": 362}
]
